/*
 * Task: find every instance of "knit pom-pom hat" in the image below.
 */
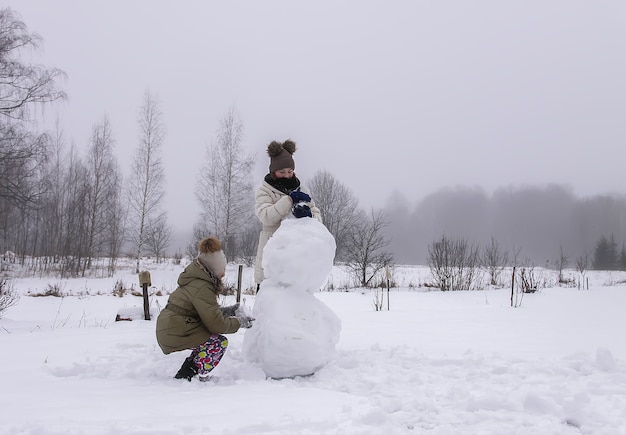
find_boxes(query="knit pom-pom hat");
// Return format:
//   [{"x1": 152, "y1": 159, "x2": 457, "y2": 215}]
[
  {"x1": 267, "y1": 140, "x2": 296, "y2": 173},
  {"x1": 196, "y1": 236, "x2": 227, "y2": 278}
]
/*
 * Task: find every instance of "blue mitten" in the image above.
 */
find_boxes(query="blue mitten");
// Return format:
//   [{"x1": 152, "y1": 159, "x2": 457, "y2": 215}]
[
  {"x1": 292, "y1": 203, "x2": 312, "y2": 218},
  {"x1": 289, "y1": 189, "x2": 311, "y2": 203}
]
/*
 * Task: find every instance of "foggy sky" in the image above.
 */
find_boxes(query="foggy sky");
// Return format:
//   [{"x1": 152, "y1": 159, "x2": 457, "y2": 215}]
[{"x1": 12, "y1": 0, "x2": 626, "y2": 234}]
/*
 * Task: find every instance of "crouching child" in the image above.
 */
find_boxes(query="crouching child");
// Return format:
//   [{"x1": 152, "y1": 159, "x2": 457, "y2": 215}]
[{"x1": 156, "y1": 236, "x2": 254, "y2": 381}]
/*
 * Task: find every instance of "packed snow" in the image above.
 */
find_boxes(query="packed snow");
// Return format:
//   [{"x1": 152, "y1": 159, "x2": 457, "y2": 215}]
[
  {"x1": 243, "y1": 218, "x2": 341, "y2": 379},
  {"x1": 1, "y1": 251, "x2": 626, "y2": 433}
]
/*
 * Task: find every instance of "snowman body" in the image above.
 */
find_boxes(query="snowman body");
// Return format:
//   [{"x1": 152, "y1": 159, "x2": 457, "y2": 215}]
[{"x1": 242, "y1": 218, "x2": 341, "y2": 378}]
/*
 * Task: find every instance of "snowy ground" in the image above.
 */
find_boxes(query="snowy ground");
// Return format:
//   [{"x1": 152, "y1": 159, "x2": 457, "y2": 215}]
[{"x1": 1, "y1": 261, "x2": 626, "y2": 434}]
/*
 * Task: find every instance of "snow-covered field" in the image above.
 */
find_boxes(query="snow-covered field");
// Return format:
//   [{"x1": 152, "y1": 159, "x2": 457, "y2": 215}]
[{"x1": 1, "y1": 259, "x2": 626, "y2": 434}]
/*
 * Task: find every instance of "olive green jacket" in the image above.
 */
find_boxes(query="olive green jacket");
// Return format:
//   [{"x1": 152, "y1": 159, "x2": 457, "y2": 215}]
[{"x1": 156, "y1": 260, "x2": 240, "y2": 354}]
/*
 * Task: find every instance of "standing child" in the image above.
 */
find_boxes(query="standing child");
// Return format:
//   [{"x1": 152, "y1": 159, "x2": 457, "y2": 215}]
[{"x1": 254, "y1": 140, "x2": 322, "y2": 290}]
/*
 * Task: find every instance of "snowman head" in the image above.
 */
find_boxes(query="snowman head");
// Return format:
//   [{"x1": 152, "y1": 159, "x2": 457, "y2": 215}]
[{"x1": 262, "y1": 219, "x2": 336, "y2": 292}]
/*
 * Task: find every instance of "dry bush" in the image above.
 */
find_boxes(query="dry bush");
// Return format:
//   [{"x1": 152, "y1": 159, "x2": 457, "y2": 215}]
[
  {"x1": 31, "y1": 283, "x2": 65, "y2": 297},
  {"x1": 428, "y1": 235, "x2": 483, "y2": 291},
  {"x1": 112, "y1": 280, "x2": 134, "y2": 297},
  {"x1": 0, "y1": 279, "x2": 19, "y2": 318},
  {"x1": 372, "y1": 288, "x2": 384, "y2": 311}
]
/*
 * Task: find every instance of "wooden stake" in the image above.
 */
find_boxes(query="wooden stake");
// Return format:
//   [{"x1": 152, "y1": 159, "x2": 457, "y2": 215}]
[{"x1": 236, "y1": 264, "x2": 243, "y2": 303}]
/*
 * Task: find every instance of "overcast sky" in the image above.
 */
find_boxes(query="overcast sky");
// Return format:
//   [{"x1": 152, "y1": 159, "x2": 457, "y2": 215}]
[{"x1": 12, "y1": 0, "x2": 626, "y2": 232}]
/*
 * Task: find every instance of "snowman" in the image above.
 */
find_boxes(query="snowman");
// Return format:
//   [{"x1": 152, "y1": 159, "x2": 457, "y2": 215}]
[{"x1": 242, "y1": 217, "x2": 341, "y2": 379}]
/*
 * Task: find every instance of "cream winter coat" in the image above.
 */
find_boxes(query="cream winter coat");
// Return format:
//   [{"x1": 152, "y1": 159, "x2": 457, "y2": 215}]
[{"x1": 254, "y1": 180, "x2": 322, "y2": 284}]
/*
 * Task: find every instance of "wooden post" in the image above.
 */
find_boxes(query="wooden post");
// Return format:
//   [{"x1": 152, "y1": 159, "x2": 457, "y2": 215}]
[
  {"x1": 138, "y1": 270, "x2": 152, "y2": 320},
  {"x1": 236, "y1": 264, "x2": 243, "y2": 303},
  {"x1": 385, "y1": 266, "x2": 391, "y2": 311},
  {"x1": 510, "y1": 266, "x2": 516, "y2": 307}
]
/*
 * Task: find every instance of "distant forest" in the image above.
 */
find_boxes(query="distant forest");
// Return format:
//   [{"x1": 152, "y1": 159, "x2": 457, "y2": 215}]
[
  {"x1": 382, "y1": 184, "x2": 626, "y2": 267},
  {"x1": 3, "y1": 8, "x2": 625, "y2": 276}
]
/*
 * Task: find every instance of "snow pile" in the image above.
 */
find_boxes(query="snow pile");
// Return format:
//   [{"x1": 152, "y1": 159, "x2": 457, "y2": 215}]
[
  {"x1": 243, "y1": 218, "x2": 341, "y2": 378},
  {"x1": 114, "y1": 305, "x2": 160, "y2": 321}
]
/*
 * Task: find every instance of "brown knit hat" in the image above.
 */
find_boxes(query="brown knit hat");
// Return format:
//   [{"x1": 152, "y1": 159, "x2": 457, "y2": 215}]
[
  {"x1": 196, "y1": 236, "x2": 227, "y2": 278},
  {"x1": 267, "y1": 140, "x2": 296, "y2": 173}
]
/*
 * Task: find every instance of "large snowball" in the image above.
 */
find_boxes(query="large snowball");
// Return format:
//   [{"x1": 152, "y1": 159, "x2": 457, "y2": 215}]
[{"x1": 262, "y1": 218, "x2": 336, "y2": 292}]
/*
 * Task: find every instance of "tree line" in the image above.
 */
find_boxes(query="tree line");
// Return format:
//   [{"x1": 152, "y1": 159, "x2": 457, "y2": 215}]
[
  {"x1": 0, "y1": 9, "x2": 172, "y2": 276},
  {"x1": 384, "y1": 184, "x2": 626, "y2": 272},
  {"x1": 2, "y1": 8, "x2": 624, "y2": 288},
  {"x1": 0, "y1": 8, "x2": 394, "y2": 286}
]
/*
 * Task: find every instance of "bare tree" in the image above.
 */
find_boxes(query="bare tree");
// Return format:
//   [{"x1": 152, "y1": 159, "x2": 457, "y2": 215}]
[
  {"x1": 0, "y1": 124, "x2": 50, "y2": 210},
  {"x1": 308, "y1": 169, "x2": 360, "y2": 261},
  {"x1": 555, "y1": 245, "x2": 569, "y2": 284},
  {"x1": 127, "y1": 90, "x2": 168, "y2": 273},
  {"x1": 0, "y1": 8, "x2": 66, "y2": 122},
  {"x1": 5, "y1": 132, "x2": 51, "y2": 270},
  {"x1": 144, "y1": 213, "x2": 172, "y2": 263},
  {"x1": 195, "y1": 107, "x2": 254, "y2": 262},
  {"x1": 237, "y1": 220, "x2": 260, "y2": 267},
  {"x1": 0, "y1": 126, "x2": 48, "y2": 261},
  {"x1": 59, "y1": 145, "x2": 90, "y2": 277},
  {"x1": 428, "y1": 235, "x2": 453, "y2": 291},
  {"x1": 28, "y1": 118, "x2": 125, "y2": 277},
  {"x1": 0, "y1": 8, "x2": 64, "y2": 260},
  {"x1": 186, "y1": 224, "x2": 206, "y2": 261},
  {"x1": 14, "y1": 139, "x2": 93, "y2": 277},
  {"x1": 40, "y1": 123, "x2": 66, "y2": 259},
  {"x1": 344, "y1": 209, "x2": 393, "y2": 287},
  {"x1": 103, "y1": 172, "x2": 125, "y2": 276},
  {"x1": 482, "y1": 236, "x2": 508, "y2": 286},
  {"x1": 84, "y1": 116, "x2": 120, "y2": 273},
  {"x1": 576, "y1": 251, "x2": 590, "y2": 290}
]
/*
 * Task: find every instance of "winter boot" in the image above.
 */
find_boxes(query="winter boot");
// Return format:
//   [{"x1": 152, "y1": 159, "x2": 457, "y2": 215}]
[{"x1": 174, "y1": 356, "x2": 198, "y2": 381}]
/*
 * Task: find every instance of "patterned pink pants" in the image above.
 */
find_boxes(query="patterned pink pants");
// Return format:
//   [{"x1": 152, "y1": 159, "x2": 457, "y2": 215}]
[{"x1": 189, "y1": 334, "x2": 228, "y2": 377}]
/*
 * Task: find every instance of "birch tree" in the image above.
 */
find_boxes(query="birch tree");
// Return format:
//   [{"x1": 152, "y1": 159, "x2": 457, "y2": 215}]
[
  {"x1": 127, "y1": 91, "x2": 168, "y2": 273},
  {"x1": 84, "y1": 116, "x2": 121, "y2": 273},
  {"x1": 59, "y1": 146, "x2": 90, "y2": 277},
  {"x1": 43, "y1": 124, "x2": 66, "y2": 258},
  {"x1": 195, "y1": 108, "x2": 254, "y2": 262},
  {"x1": 0, "y1": 8, "x2": 66, "y2": 122}
]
